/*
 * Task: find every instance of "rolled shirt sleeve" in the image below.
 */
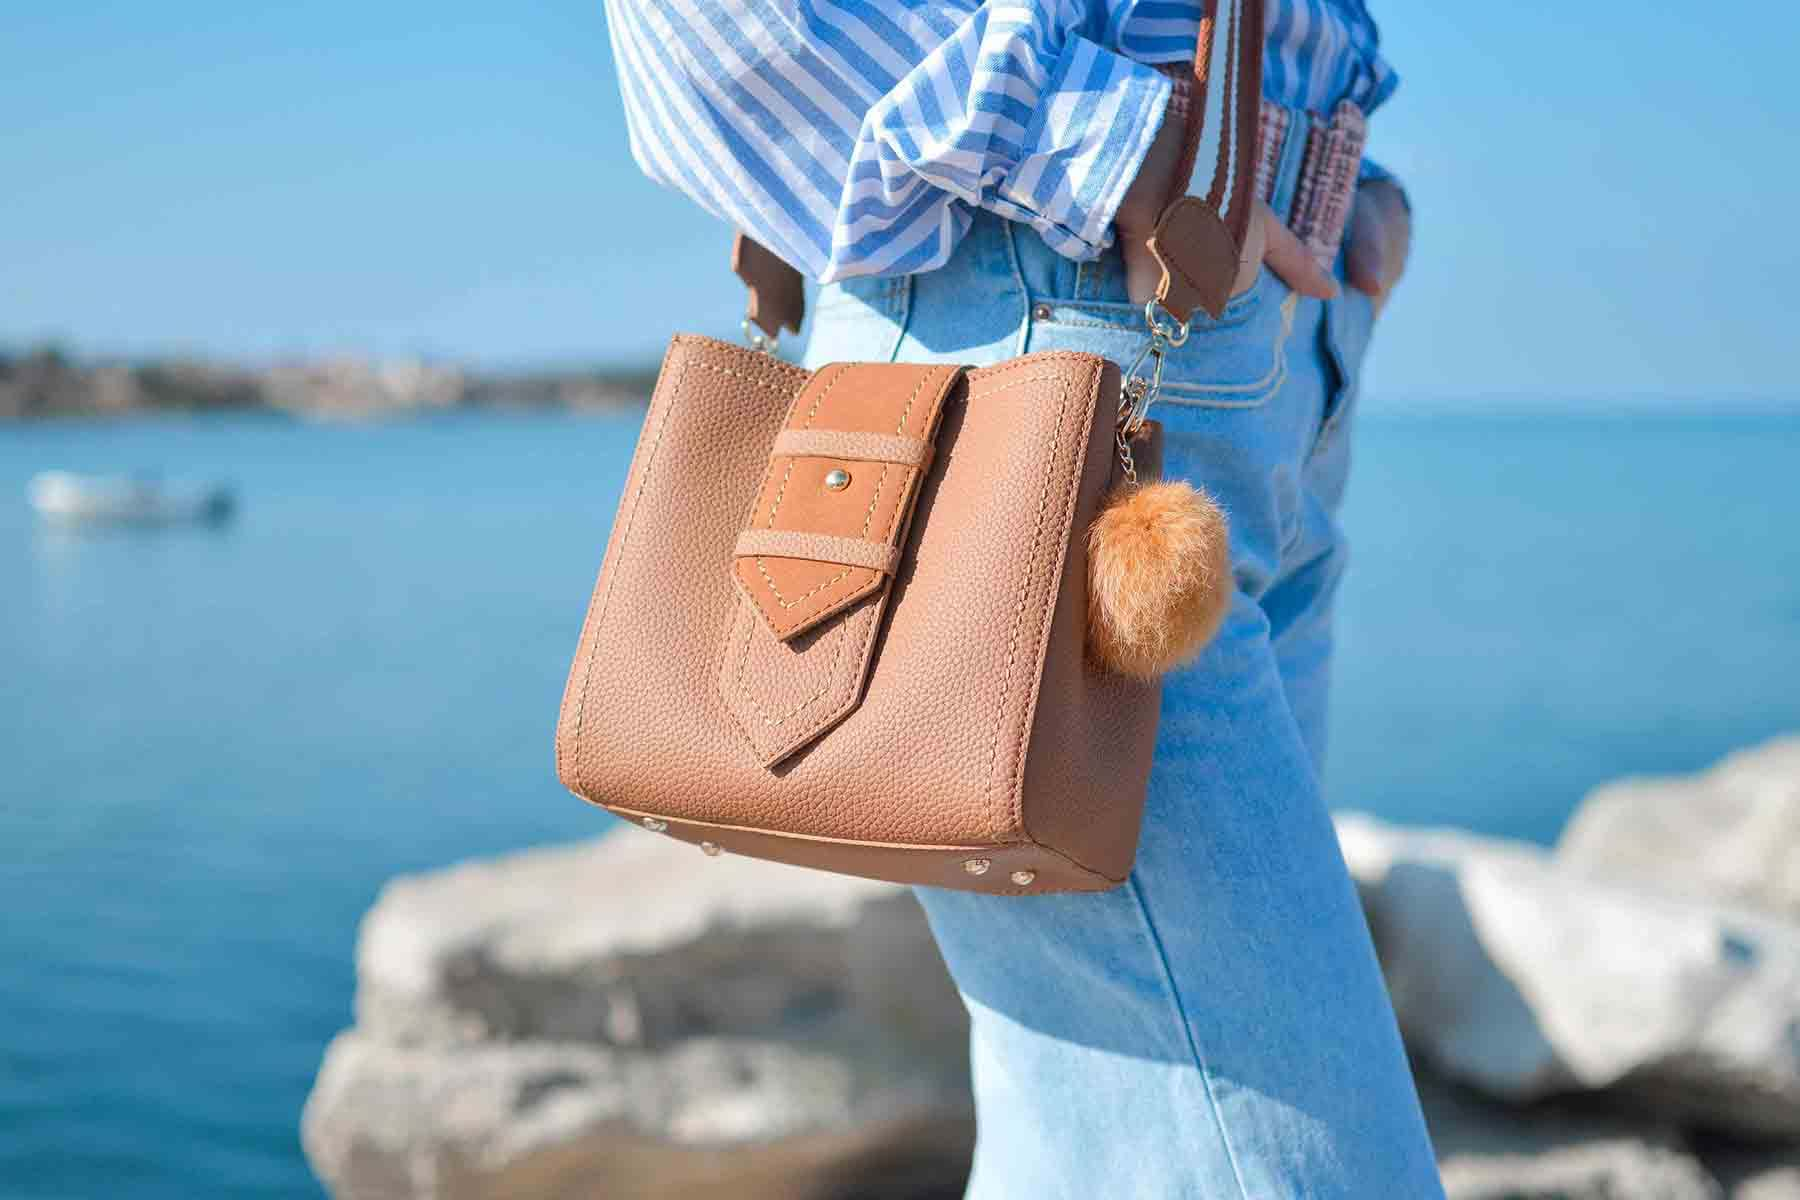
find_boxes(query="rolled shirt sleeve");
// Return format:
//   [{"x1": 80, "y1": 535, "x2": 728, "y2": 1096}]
[{"x1": 604, "y1": 0, "x2": 1171, "y2": 280}]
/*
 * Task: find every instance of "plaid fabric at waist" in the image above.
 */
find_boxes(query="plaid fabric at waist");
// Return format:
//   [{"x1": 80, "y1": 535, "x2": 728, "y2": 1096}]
[{"x1": 1160, "y1": 64, "x2": 1367, "y2": 266}]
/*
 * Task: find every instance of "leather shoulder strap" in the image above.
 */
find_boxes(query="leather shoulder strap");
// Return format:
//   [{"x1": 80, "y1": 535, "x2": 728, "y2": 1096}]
[
  {"x1": 1149, "y1": 0, "x2": 1265, "y2": 322},
  {"x1": 733, "y1": 232, "x2": 806, "y2": 339}
]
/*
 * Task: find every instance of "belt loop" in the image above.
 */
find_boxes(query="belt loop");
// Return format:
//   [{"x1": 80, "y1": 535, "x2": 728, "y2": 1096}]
[{"x1": 1266, "y1": 104, "x2": 1311, "y2": 225}]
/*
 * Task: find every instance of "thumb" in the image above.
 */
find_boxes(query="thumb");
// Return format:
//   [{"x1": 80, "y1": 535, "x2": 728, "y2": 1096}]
[
  {"x1": 1122, "y1": 228, "x2": 1162, "y2": 306},
  {"x1": 1344, "y1": 213, "x2": 1386, "y2": 297}
]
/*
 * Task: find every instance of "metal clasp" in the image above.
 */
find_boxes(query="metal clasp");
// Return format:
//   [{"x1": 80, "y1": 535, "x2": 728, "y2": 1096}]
[
  {"x1": 1116, "y1": 299, "x2": 1189, "y2": 486},
  {"x1": 742, "y1": 318, "x2": 779, "y2": 356}
]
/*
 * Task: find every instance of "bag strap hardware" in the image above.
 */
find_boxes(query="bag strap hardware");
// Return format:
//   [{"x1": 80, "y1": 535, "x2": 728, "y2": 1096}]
[
  {"x1": 1117, "y1": 299, "x2": 1191, "y2": 485},
  {"x1": 732, "y1": 233, "x2": 806, "y2": 353}
]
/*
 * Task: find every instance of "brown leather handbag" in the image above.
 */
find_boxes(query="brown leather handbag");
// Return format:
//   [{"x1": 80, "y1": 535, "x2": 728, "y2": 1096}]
[{"x1": 555, "y1": 0, "x2": 1265, "y2": 894}]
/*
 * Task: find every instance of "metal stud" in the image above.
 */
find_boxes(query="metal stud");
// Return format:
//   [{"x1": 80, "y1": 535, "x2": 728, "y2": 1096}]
[
  {"x1": 641, "y1": 817, "x2": 668, "y2": 833},
  {"x1": 699, "y1": 841, "x2": 722, "y2": 857},
  {"x1": 1010, "y1": 869, "x2": 1036, "y2": 887},
  {"x1": 823, "y1": 468, "x2": 852, "y2": 491},
  {"x1": 962, "y1": 858, "x2": 991, "y2": 876}
]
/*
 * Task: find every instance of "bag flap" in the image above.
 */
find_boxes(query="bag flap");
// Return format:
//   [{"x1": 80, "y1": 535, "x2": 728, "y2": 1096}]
[
  {"x1": 722, "y1": 361, "x2": 963, "y2": 767},
  {"x1": 731, "y1": 362, "x2": 962, "y2": 641}
]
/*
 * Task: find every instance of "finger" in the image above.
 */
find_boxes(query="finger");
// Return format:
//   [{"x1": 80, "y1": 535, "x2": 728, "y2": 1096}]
[
  {"x1": 1344, "y1": 194, "x2": 1387, "y2": 298},
  {"x1": 1260, "y1": 203, "x2": 1338, "y2": 300},
  {"x1": 1380, "y1": 197, "x2": 1412, "y2": 293},
  {"x1": 1121, "y1": 230, "x2": 1161, "y2": 306}
]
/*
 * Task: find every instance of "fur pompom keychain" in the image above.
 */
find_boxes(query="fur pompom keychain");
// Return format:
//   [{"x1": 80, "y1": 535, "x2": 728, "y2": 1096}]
[{"x1": 1086, "y1": 454, "x2": 1232, "y2": 680}]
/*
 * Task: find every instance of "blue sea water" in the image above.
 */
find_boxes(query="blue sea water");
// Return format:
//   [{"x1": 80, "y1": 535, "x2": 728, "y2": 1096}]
[{"x1": 2, "y1": 406, "x2": 1797, "y2": 1198}]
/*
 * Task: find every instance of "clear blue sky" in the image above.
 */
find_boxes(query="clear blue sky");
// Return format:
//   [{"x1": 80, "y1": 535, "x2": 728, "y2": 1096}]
[{"x1": 4, "y1": 2, "x2": 1795, "y2": 401}]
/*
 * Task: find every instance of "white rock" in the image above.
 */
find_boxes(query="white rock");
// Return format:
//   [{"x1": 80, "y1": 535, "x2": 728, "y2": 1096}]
[
  {"x1": 1705, "y1": 1142, "x2": 1800, "y2": 1200},
  {"x1": 352, "y1": 831, "x2": 957, "y2": 1048},
  {"x1": 1418, "y1": 1073, "x2": 1722, "y2": 1200},
  {"x1": 305, "y1": 832, "x2": 972, "y2": 1199},
  {"x1": 1559, "y1": 737, "x2": 1800, "y2": 921},
  {"x1": 1338, "y1": 812, "x2": 1800, "y2": 1138},
  {"x1": 302, "y1": 1032, "x2": 973, "y2": 1200}
]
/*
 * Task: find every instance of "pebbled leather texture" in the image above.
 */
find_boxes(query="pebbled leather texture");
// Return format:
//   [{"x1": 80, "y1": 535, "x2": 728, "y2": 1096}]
[{"x1": 555, "y1": 336, "x2": 1159, "y2": 894}]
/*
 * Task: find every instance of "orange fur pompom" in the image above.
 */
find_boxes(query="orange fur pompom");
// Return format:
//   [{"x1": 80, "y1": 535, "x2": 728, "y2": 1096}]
[{"x1": 1086, "y1": 480, "x2": 1232, "y2": 679}]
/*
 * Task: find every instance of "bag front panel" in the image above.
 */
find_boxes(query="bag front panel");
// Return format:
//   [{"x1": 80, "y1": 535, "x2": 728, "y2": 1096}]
[{"x1": 555, "y1": 337, "x2": 1141, "y2": 880}]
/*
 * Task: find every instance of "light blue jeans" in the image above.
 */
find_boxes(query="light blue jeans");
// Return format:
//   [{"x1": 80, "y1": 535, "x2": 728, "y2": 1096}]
[{"x1": 802, "y1": 201, "x2": 1444, "y2": 1193}]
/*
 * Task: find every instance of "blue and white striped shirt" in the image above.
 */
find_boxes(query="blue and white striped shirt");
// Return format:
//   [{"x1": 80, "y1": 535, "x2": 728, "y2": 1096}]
[{"x1": 605, "y1": 0, "x2": 1394, "y2": 280}]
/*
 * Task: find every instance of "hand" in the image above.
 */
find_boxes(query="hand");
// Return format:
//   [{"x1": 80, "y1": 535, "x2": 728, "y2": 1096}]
[
  {"x1": 1117, "y1": 104, "x2": 1339, "y2": 308},
  {"x1": 1344, "y1": 178, "x2": 1411, "y2": 315}
]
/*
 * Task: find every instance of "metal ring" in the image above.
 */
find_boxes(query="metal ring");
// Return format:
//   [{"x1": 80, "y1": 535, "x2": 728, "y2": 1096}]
[
  {"x1": 1142, "y1": 298, "x2": 1191, "y2": 348},
  {"x1": 742, "y1": 317, "x2": 778, "y2": 355},
  {"x1": 1119, "y1": 343, "x2": 1163, "y2": 437}
]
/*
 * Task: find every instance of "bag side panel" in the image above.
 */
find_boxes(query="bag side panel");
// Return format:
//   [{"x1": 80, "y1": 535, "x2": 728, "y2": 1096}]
[{"x1": 1016, "y1": 364, "x2": 1160, "y2": 883}]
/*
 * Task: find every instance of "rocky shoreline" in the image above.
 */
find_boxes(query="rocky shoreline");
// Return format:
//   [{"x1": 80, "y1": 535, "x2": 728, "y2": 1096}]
[
  {"x1": 303, "y1": 738, "x2": 1800, "y2": 1199},
  {"x1": 0, "y1": 346, "x2": 657, "y2": 420}
]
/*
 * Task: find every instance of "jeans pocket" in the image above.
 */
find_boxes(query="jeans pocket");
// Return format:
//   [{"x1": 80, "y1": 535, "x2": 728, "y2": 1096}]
[
  {"x1": 1320, "y1": 287, "x2": 1376, "y2": 438},
  {"x1": 1025, "y1": 270, "x2": 1296, "y2": 410}
]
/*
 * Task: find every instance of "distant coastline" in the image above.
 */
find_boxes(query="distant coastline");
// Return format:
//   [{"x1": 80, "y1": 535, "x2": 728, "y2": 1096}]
[{"x1": 0, "y1": 345, "x2": 658, "y2": 420}]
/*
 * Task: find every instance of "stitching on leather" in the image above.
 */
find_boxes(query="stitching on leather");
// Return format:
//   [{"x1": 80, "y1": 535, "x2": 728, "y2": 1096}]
[
  {"x1": 567, "y1": 348, "x2": 688, "y2": 794},
  {"x1": 762, "y1": 364, "x2": 850, "y2": 531},
  {"x1": 752, "y1": 365, "x2": 925, "y2": 619},
  {"x1": 1152, "y1": 203, "x2": 1214, "y2": 299},
  {"x1": 981, "y1": 372, "x2": 1071, "y2": 834},
  {"x1": 1005, "y1": 362, "x2": 1099, "y2": 844},
  {"x1": 732, "y1": 599, "x2": 850, "y2": 727},
  {"x1": 674, "y1": 333, "x2": 809, "y2": 384},
  {"x1": 859, "y1": 465, "x2": 889, "y2": 538},
  {"x1": 731, "y1": 364, "x2": 952, "y2": 755},
  {"x1": 893, "y1": 367, "x2": 933, "y2": 435},
  {"x1": 752, "y1": 557, "x2": 854, "y2": 610},
  {"x1": 716, "y1": 603, "x2": 769, "y2": 759},
  {"x1": 692, "y1": 359, "x2": 806, "y2": 395},
  {"x1": 964, "y1": 361, "x2": 1096, "y2": 391},
  {"x1": 736, "y1": 370, "x2": 942, "y2": 746},
  {"x1": 751, "y1": 364, "x2": 858, "y2": 618}
]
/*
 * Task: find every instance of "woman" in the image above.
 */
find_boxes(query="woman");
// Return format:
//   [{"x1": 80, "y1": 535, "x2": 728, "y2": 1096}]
[{"x1": 603, "y1": 0, "x2": 1435, "y2": 1194}]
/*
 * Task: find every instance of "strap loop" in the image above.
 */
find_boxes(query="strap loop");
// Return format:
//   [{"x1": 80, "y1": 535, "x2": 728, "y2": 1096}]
[
  {"x1": 734, "y1": 529, "x2": 902, "y2": 574},
  {"x1": 770, "y1": 429, "x2": 934, "y2": 468}
]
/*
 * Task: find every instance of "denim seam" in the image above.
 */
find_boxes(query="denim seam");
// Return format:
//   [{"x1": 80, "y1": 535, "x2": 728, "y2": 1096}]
[
  {"x1": 1001, "y1": 219, "x2": 1032, "y2": 358},
  {"x1": 1036, "y1": 295, "x2": 1261, "y2": 334},
  {"x1": 889, "y1": 276, "x2": 914, "y2": 363},
  {"x1": 1160, "y1": 289, "x2": 1297, "y2": 409},
  {"x1": 1307, "y1": 288, "x2": 1360, "y2": 464},
  {"x1": 1125, "y1": 872, "x2": 1255, "y2": 1200}
]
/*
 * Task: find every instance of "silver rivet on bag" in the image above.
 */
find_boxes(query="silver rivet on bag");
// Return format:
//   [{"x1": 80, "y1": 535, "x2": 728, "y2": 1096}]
[
  {"x1": 642, "y1": 817, "x2": 668, "y2": 832},
  {"x1": 1010, "y1": 870, "x2": 1036, "y2": 886},
  {"x1": 823, "y1": 468, "x2": 851, "y2": 491},
  {"x1": 700, "y1": 841, "x2": 722, "y2": 856},
  {"x1": 962, "y1": 858, "x2": 991, "y2": 875}
]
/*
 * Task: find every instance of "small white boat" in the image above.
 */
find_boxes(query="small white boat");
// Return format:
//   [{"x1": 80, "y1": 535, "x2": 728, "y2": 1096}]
[{"x1": 27, "y1": 472, "x2": 236, "y2": 527}]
